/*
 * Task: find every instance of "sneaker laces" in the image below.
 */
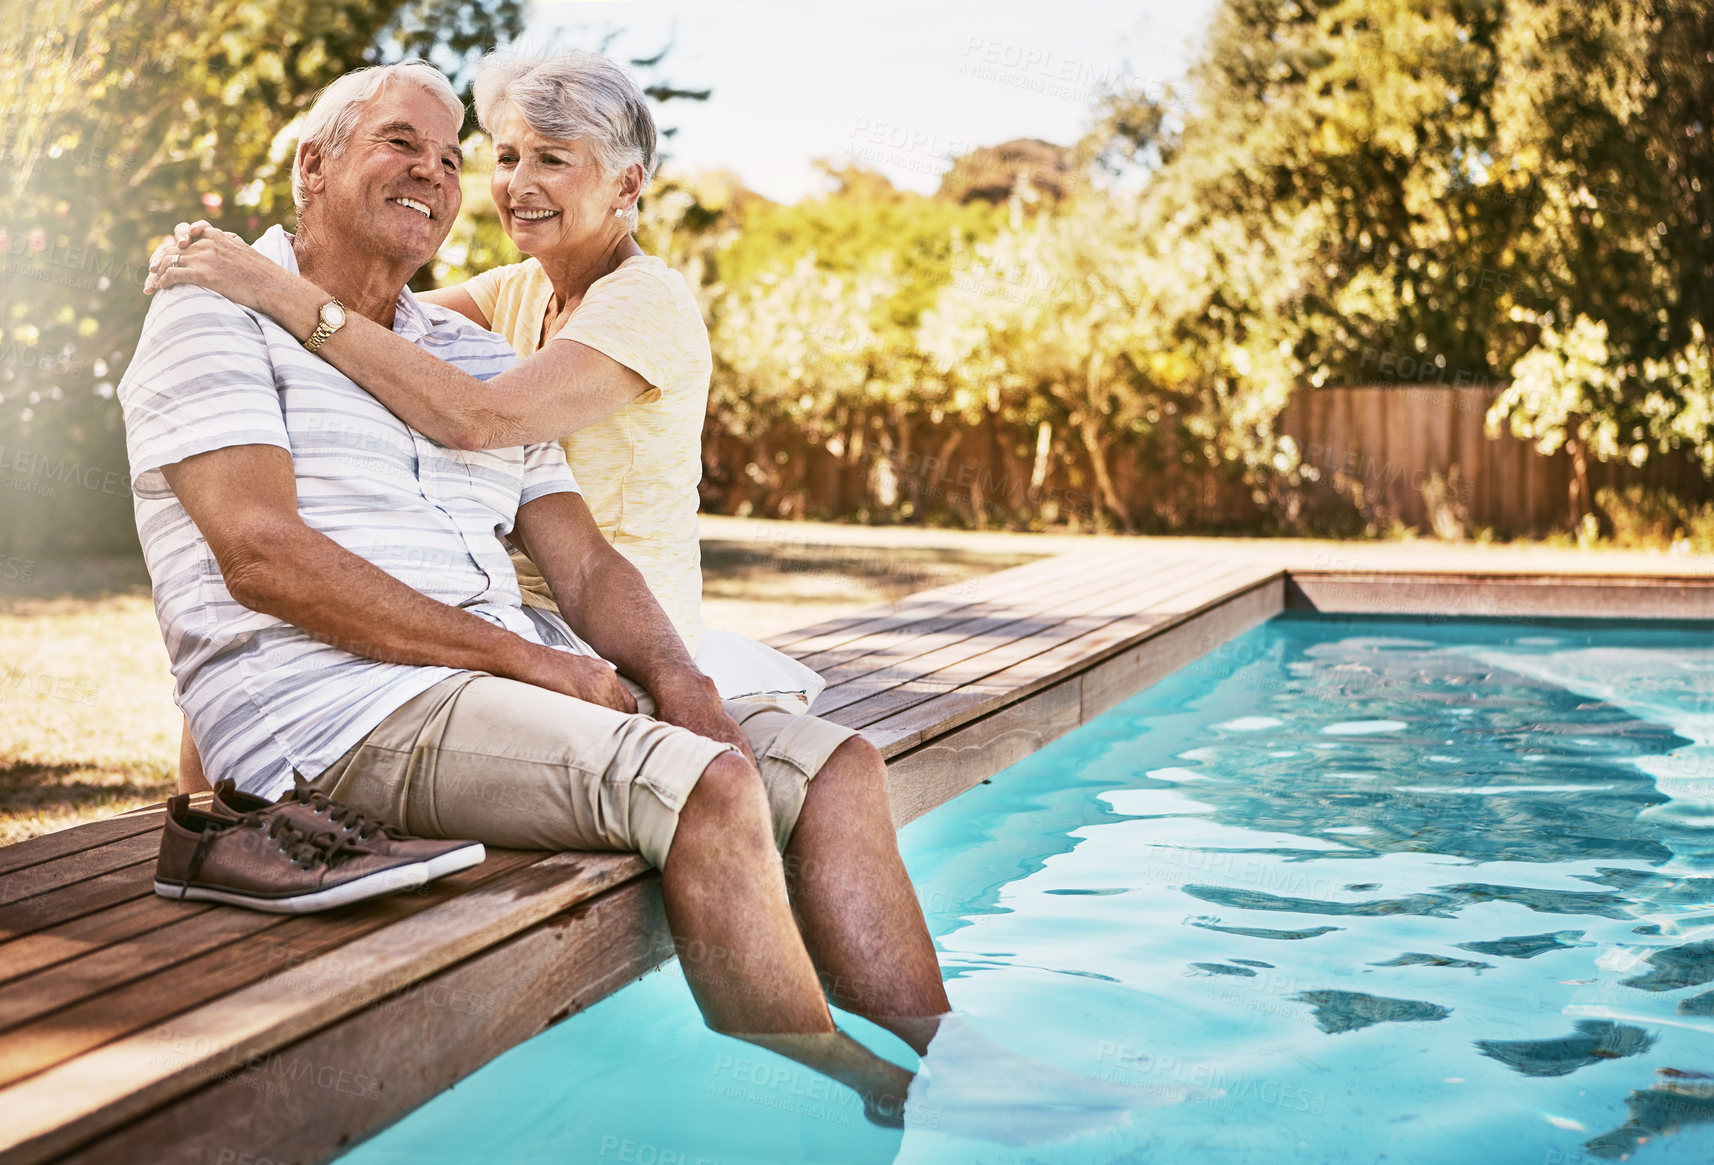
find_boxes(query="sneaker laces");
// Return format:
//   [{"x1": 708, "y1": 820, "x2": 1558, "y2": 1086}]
[
  {"x1": 288, "y1": 777, "x2": 407, "y2": 842},
  {"x1": 267, "y1": 815, "x2": 376, "y2": 869},
  {"x1": 179, "y1": 823, "x2": 222, "y2": 903}
]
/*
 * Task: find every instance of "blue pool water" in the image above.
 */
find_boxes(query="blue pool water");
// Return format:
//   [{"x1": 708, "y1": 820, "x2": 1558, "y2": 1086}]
[{"x1": 341, "y1": 615, "x2": 1714, "y2": 1164}]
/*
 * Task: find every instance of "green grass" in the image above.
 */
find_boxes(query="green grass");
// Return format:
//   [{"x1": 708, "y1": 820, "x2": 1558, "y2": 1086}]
[{"x1": 0, "y1": 592, "x2": 179, "y2": 845}]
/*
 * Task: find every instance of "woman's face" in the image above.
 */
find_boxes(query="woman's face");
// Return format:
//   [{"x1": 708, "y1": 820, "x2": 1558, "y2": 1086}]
[{"x1": 489, "y1": 104, "x2": 626, "y2": 264}]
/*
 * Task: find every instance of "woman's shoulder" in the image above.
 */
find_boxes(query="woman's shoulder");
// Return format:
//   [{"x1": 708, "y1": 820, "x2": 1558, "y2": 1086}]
[
  {"x1": 460, "y1": 256, "x2": 548, "y2": 305},
  {"x1": 478, "y1": 256, "x2": 551, "y2": 292},
  {"x1": 592, "y1": 254, "x2": 697, "y2": 307}
]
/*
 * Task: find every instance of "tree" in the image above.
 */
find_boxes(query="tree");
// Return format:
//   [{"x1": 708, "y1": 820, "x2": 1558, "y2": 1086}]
[
  {"x1": 937, "y1": 139, "x2": 1079, "y2": 206},
  {"x1": 0, "y1": 0, "x2": 525, "y2": 556},
  {"x1": 1484, "y1": 0, "x2": 1714, "y2": 530}
]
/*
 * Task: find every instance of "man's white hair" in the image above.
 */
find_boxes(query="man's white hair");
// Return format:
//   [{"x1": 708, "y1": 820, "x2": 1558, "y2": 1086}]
[
  {"x1": 291, "y1": 60, "x2": 465, "y2": 210},
  {"x1": 472, "y1": 50, "x2": 658, "y2": 231}
]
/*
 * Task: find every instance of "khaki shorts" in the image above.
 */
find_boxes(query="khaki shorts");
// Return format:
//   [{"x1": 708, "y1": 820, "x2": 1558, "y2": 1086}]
[{"x1": 305, "y1": 671, "x2": 858, "y2": 870}]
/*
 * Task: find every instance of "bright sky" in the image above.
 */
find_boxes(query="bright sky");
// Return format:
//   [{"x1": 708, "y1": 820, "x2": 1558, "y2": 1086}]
[{"x1": 524, "y1": 0, "x2": 1220, "y2": 203}]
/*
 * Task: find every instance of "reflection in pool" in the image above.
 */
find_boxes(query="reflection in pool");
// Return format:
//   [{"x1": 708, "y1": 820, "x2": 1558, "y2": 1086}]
[{"x1": 341, "y1": 614, "x2": 1714, "y2": 1165}]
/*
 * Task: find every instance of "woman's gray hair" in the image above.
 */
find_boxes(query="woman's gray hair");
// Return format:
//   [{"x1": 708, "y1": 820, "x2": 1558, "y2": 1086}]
[
  {"x1": 473, "y1": 50, "x2": 659, "y2": 230},
  {"x1": 291, "y1": 60, "x2": 465, "y2": 211}
]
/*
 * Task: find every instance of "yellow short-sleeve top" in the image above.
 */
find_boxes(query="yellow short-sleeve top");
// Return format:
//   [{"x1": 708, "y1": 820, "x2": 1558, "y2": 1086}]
[{"x1": 463, "y1": 255, "x2": 710, "y2": 654}]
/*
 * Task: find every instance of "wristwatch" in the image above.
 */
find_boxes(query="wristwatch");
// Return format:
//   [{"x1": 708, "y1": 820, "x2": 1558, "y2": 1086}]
[{"x1": 302, "y1": 299, "x2": 347, "y2": 354}]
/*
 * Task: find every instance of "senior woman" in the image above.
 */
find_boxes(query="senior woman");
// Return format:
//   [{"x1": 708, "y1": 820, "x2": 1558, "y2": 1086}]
[
  {"x1": 151, "y1": 50, "x2": 821, "y2": 792},
  {"x1": 150, "y1": 50, "x2": 820, "y2": 714}
]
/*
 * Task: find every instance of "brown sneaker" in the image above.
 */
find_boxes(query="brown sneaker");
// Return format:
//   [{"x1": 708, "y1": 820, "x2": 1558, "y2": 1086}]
[
  {"x1": 155, "y1": 794, "x2": 431, "y2": 912},
  {"x1": 210, "y1": 778, "x2": 485, "y2": 880}
]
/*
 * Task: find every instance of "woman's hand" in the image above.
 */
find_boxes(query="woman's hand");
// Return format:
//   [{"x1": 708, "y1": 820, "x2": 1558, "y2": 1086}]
[{"x1": 144, "y1": 220, "x2": 296, "y2": 320}]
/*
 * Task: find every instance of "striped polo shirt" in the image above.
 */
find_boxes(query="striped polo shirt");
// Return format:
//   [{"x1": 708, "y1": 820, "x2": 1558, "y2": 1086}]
[{"x1": 119, "y1": 225, "x2": 583, "y2": 800}]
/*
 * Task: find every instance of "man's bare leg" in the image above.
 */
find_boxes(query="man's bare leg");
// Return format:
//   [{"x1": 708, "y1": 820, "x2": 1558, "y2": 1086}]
[
  {"x1": 660, "y1": 749, "x2": 840, "y2": 1034},
  {"x1": 782, "y1": 736, "x2": 950, "y2": 1050},
  {"x1": 660, "y1": 749, "x2": 926, "y2": 1121}
]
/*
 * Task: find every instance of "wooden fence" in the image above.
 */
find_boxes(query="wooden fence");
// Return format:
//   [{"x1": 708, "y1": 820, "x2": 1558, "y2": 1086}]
[
  {"x1": 697, "y1": 385, "x2": 1714, "y2": 540},
  {"x1": 1277, "y1": 385, "x2": 1714, "y2": 538}
]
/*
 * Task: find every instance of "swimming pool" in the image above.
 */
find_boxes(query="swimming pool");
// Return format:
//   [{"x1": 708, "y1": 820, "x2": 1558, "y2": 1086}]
[{"x1": 339, "y1": 613, "x2": 1714, "y2": 1164}]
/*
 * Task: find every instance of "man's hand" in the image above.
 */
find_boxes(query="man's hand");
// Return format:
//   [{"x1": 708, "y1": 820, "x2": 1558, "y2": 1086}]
[
  {"x1": 518, "y1": 645, "x2": 637, "y2": 714},
  {"x1": 651, "y1": 670, "x2": 759, "y2": 770}
]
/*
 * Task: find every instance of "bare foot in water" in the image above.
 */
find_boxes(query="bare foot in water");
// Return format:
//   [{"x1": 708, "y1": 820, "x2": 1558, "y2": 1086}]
[
  {"x1": 896, "y1": 1013, "x2": 1195, "y2": 1144},
  {"x1": 742, "y1": 1014, "x2": 1192, "y2": 1146}
]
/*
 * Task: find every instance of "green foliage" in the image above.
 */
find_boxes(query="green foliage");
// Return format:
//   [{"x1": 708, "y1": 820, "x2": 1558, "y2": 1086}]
[
  {"x1": 1594, "y1": 484, "x2": 1714, "y2": 554},
  {"x1": 1482, "y1": 0, "x2": 1714, "y2": 498},
  {"x1": 705, "y1": 173, "x2": 1004, "y2": 436}
]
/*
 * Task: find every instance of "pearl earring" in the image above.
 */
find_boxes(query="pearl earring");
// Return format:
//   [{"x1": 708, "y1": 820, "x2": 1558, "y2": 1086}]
[{"x1": 614, "y1": 207, "x2": 624, "y2": 218}]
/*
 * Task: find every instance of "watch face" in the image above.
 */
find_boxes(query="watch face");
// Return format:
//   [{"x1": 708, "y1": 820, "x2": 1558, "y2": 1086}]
[{"x1": 323, "y1": 302, "x2": 346, "y2": 328}]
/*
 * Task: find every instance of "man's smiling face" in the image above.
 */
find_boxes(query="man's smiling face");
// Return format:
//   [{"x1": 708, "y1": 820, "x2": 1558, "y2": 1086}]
[{"x1": 299, "y1": 81, "x2": 465, "y2": 271}]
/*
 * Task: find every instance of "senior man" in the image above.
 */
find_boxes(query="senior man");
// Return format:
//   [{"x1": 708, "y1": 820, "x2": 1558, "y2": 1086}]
[{"x1": 121, "y1": 59, "x2": 948, "y2": 1059}]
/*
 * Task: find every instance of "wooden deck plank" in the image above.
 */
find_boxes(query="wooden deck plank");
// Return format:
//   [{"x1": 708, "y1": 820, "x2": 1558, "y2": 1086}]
[
  {"x1": 819, "y1": 559, "x2": 1263, "y2": 722},
  {"x1": 1078, "y1": 576, "x2": 1288, "y2": 723},
  {"x1": 0, "y1": 852, "x2": 647, "y2": 1165},
  {"x1": 767, "y1": 546, "x2": 1138, "y2": 657},
  {"x1": 0, "y1": 833, "x2": 162, "y2": 909},
  {"x1": 0, "y1": 907, "x2": 283, "y2": 1035},
  {"x1": 0, "y1": 862, "x2": 156, "y2": 945},
  {"x1": 812, "y1": 560, "x2": 1221, "y2": 716},
  {"x1": 766, "y1": 544, "x2": 1128, "y2": 644},
  {"x1": 880, "y1": 574, "x2": 1287, "y2": 828},
  {"x1": 791, "y1": 547, "x2": 1180, "y2": 673},
  {"x1": 809, "y1": 557, "x2": 1209, "y2": 699},
  {"x1": 0, "y1": 898, "x2": 216, "y2": 988},
  {"x1": 50, "y1": 875, "x2": 673, "y2": 1165},
  {"x1": 0, "y1": 814, "x2": 165, "y2": 879},
  {"x1": 0, "y1": 848, "x2": 556, "y2": 1090},
  {"x1": 798, "y1": 554, "x2": 1172, "y2": 680},
  {"x1": 858, "y1": 563, "x2": 1283, "y2": 755}
]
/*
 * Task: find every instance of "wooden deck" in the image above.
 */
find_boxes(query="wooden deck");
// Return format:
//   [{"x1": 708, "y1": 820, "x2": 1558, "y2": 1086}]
[{"x1": 1, "y1": 545, "x2": 1710, "y2": 1164}]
